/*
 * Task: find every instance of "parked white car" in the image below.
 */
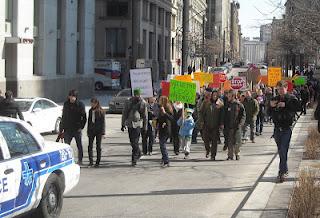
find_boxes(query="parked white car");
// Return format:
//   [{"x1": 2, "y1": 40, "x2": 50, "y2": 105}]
[
  {"x1": 0, "y1": 117, "x2": 80, "y2": 218},
  {"x1": 15, "y1": 98, "x2": 62, "y2": 134}
]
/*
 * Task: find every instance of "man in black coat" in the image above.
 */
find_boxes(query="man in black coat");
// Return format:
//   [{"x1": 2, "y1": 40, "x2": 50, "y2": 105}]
[
  {"x1": 60, "y1": 90, "x2": 87, "y2": 165},
  {"x1": 0, "y1": 91, "x2": 24, "y2": 120}
]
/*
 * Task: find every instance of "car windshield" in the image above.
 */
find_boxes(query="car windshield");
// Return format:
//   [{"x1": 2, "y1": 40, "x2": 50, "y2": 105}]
[{"x1": 15, "y1": 101, "x2": 33, "y2": 112}]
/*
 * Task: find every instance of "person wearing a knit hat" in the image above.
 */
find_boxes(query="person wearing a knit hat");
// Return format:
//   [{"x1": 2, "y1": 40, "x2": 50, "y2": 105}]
[{"x1": 121, "y1": 87, "x2": 148, "y2": 166}]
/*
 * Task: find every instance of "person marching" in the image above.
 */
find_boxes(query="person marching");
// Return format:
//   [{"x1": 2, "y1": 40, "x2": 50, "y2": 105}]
[
  {"x1": 87, "y1": 98, "x2": 105, "y2": 168},
  {"x1": 255, "y1": 89, "x2": 266, "y2": 136},
  {"x1": 172, "y1": 101, "x2": 183, "y2": 155},
  {"x1": 224, "y1": 90, "x2": 246, "y2": 160},
  {"x1": 270, "y1": 80, "x2": 299, "y2": 183},
  {"x1": 242, "y1": 90, "x2": 259, "y2": 143},
  {"x1": 157, "y1": 96, "x2": 174, "y2": 167},
  {"x1": 121, "y1": 88, "x2": 148, "y2": 167},
  {"x1": 199, "y1": 90, "x2": 224, "y2": 160},
  {"x1": 177, "y1": 108, "x2": 195, "y2": 159}
]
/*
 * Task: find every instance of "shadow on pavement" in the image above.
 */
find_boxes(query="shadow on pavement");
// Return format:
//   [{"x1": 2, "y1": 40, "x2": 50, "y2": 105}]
[{"x1": 65, "y1": 186, "x2": 252, "y2": 199}]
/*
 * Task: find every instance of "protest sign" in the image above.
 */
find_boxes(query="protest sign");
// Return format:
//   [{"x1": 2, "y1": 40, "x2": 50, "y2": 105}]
[
  {"x1": 202, "y1": 73, "x2": 213, "y2": 84},
  {"x1": 130, "y1": 68, "x2": 153, "y2": 98},
  {"x1": 223, "y1": 80, "x2": 232, "y2": 91},
  {"x1": 175, "y1": 75, "x2": 192, "y2": 82},
  {"x1": 231, "y1": 77, "x2": 246, "y2": 90},
  {"x1": 161, "y1": 81, "x2": 170, "y2": 97},
  {"x1": 268, "y1": 67, "x2": 282, "y2": 87},
  {"x1": 193, "y1": 72, "x2": 204, "y2": 87},
  {"x1": 169, "y1": 80, "x2": 196, "y2": 105},
  {"x1": 294, "y1": 76, "x2": 307, "y2": 86}
]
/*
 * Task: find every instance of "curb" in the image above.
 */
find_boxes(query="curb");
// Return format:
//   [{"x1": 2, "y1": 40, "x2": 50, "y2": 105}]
[{"x1": 235, "y1": 112, "x2": 314, "y2": 218}]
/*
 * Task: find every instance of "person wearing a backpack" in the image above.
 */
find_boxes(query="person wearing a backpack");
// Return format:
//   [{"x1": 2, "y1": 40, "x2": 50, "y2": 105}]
[
  {"x1": 177, "y1": 108, "x2": 195, "y2": 159},
  {"x1": 87, "y1": 98, "x2": 105, "y2": 168},
  {"x1": 121, "y1": 88, "x2": 148, "y2": 167}
]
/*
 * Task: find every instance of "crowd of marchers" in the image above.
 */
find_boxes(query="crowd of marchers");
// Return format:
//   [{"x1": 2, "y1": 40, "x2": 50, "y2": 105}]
[
  {"x1": 0, "y1": 71, "x2": 320, "y2": 183},
  {"x1": 120, "y1": 75, "x2": 320, "y2": 183}
]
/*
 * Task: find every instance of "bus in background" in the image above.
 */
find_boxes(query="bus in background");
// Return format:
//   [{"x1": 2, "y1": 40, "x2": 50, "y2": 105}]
[{"x1": 94, "y1": 60, "x2": 121, "y2": 90}]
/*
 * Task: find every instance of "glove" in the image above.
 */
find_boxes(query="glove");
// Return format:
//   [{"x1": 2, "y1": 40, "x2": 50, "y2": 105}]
[{"x1": 121, "y1": 126, "x2": 126, "y2": 132}]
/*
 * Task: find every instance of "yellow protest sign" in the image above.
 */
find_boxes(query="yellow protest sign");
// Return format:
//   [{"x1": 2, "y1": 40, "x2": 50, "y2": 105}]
[
  {"x1": 193, "y1": 72, "x2": 205, "y2": 86},
  {"x1": 268, "y1": 67, "x2": 282, "y2": 87},
  {"x1": 202, "y1": 73, "x2": 213, "y2": 84},
  {"x1": 175, "y1": 75, "x2": 192, "y2": 82}
]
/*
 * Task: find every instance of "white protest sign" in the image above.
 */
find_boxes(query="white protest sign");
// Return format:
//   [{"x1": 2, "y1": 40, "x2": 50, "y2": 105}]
[{"x1": 130, "y1": 68, "x2": 153, "y2": 98}]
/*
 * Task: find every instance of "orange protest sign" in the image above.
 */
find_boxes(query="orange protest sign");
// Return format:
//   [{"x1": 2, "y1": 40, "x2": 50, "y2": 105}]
[
  {"x1": 175, "y1": 75, "x2": 192, "y2": 82},
  {"x1": 223, "y1": 80, "x2": 232, "y2": 91},
  {"x1": 268, "y1": 67, "x2": 282, "y2": 87},
  {"x1": 258, "y1": 75, "x2": 268, "y2": 85}
]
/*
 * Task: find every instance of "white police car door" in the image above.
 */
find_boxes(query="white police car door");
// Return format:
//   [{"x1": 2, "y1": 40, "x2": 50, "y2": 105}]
[{"x1": 0, "y1": 122, "x2": 46, "y2": 217}]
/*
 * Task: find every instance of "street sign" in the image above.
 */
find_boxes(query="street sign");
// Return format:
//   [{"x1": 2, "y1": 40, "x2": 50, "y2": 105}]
[
  {"x1": 268, "y1": 67, "x2": 282, "y2": 87},
  {"x1": 231, "y1": 77, "x2": 246, "y2": 90}
]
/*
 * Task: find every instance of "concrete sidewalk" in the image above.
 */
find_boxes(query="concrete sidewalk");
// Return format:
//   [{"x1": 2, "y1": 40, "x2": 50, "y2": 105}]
[{"x1": 237, "y1": 112, "x2": 316, "y2": 218}]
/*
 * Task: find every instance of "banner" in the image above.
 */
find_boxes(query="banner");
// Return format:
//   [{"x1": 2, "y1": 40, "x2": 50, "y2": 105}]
[
  {"x1": 223, "y1": 80, "x2": 232, "y2": 91},
  {"x1": 169, "y1": 80, "x2": 196, "y2": 105},
  {"x1": 231, "y1": 77, "x2": 246, "y2": 90},
  {"x1": 268, "y1": 67, "x2": 282, "y2": 87},
  {"x1": 130, "y1": 68, "x2": 153, "y2": 98},
  {"x1": 161, "y1": 81, "x2": 170, "y2": 97}
]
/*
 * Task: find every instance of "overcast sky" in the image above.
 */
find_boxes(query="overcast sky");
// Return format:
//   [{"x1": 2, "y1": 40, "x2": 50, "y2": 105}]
[{"x1": 238, "y1": 0, "x2": 285, "y2": 38}]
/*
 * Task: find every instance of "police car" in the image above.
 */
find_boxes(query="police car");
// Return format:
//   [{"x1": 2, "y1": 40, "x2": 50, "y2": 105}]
[{"x1": 0, "y1": 117, "x2": 80, "y2": 217}]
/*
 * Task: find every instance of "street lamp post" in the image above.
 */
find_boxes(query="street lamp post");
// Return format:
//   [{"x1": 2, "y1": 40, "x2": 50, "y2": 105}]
[{"x1": 182, "y1": 0, "x2": 190, "y2": 75}]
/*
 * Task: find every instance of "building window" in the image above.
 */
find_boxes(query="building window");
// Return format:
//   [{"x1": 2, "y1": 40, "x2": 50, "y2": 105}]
[
  {"x1": 105, "y1": 28, "x2": 127, "y2": 58},
  {"x1": 5, "y1": 0, "x2": 12, "y2": 22},
  {"x1": 142, "y1": 0, "x2": 148, "y2": 21},
  {"x1": 149, "y1": 4, "x2": 155, "y2": 23},
  {"x1": 158, "y1": 8, "x2": 163, "y2": 26},
  {"x1": 171, "y1": 37, "x2": 175, "y2": 60},
  {"x1": 171, "y1": 14, "x2": 176, "y2": 31},
  {"x1": 165, "y1": 12, "x2": 170, "y2": 29},
  {"x1": 165, "y1": 36, "x2": 168, "y2": 60},
  {"x1": 106, "y1": 0, "x2": 129, "y2": 17},
  {"x1": 143, "y1": 30, "x2": 147, "y2": 58},
  {"x1": 158, "y1": 35, "x2": 162, "y2": 61},
  {"x1": 149, "y1": 32, "x2": 154, "y2": 59}
]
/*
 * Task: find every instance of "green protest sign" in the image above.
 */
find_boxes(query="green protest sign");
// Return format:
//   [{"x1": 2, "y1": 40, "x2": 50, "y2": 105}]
[
  {"x1": 169, "y1": 80, "x2": 196, "y2": 105},
  {"x1": 294, "y1": 76, "x2": 307, "y2": 86}
]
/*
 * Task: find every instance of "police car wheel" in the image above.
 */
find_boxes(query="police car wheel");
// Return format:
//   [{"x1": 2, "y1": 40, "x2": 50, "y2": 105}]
[
  {"x1": 36, "y1": 174, "x2": 64, "y2": 218},
  {"x1": 53, "y1": 118, "x2": 61, "y2": 134}
]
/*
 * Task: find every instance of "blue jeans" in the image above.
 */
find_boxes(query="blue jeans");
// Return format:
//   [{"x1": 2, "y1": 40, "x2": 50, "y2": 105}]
[
  {"x1": 159, "y1": 134, "x2": 169, "y2": 164},
  {"x1": 273, "y1": 128, "x2": 292, "y2": 175},
  {"x1": 64, "y1": 130, "x2": 83, "y2": 162}
]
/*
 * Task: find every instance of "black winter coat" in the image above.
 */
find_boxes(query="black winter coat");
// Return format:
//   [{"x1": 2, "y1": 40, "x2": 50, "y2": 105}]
[
  {"x1": 87, "y1": 109, "x2": 105, "y2": 136},
  {"x1": 60, "y1": 100, "x2": 87, "y2": 132},
  {"x1": 0, "y1": 98, "x2": 24, "y2": 120}
]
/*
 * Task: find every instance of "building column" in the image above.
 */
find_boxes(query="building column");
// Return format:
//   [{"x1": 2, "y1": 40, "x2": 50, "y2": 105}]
[
  {"x1": 78, "y1": 0, "x2": 95, "y2": 75},
  {"x1": 60, "y1": 0, "x2": 77, "y2": 76},
  {"x1": 0, "y1": 0, "x2": 5, "y2": 91}
]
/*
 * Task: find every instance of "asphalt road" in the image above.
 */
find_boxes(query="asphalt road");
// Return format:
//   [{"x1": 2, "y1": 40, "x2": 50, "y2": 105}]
[{"x1": 42, "y1": 114, "x2": 281, "y2": 218}]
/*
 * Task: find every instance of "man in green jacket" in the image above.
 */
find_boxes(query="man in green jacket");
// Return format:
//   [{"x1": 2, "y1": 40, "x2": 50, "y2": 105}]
[
  {"x1": 242, "y1": 90, "x2": 260, "y2": 143},
  {"x1": 198, "y1": 90, "x2": 224, "y2": 160}
]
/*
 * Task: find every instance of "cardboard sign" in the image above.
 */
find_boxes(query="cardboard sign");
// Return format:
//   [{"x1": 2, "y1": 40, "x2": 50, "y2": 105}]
[
  {"x1": 231, "y1": 77, "x2": 246, "y2": 90},
  {"x1": 169, "y1": 80, "x2": 196, "y2": 105},
  {"x1": 210, "y1": 74, "x2": 220, "y2": 88},
  {"x1": 294, "y1": 76, "x2": 307, "y2": 86},
  {"x1": 130, "y1": 68, "x2": 153, "y2": 98},
  {"x1": 175, "y1": 75, "x2": 192, "y2": 82},
  {"x1": 161, "y1": 81, "x2": 170, "y2": 97},
  {"x1": 268, "y1": 67, "x2": 282, "y2": 87},
  {"x1": 258, "y1": 75, "x2": 268, "y2": 85}
]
